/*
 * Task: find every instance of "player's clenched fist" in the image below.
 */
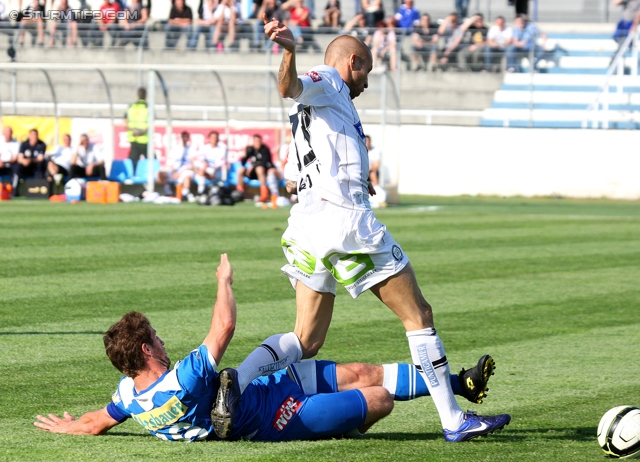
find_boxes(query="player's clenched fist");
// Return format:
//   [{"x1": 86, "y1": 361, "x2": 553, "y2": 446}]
[{"x1": 262, "y1": 13, "x2": 296, "y2": 52}]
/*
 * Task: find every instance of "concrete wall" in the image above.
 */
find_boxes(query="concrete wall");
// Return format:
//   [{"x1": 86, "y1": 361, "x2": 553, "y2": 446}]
[{"x1": 375, "y1": 125, "x2": 640, "y2": 200}]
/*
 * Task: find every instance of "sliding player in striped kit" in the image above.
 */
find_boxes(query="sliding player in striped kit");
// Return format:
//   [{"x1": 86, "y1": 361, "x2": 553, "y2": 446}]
[{"x1": 34, "y1": 255, "x2": 495, "y2": 443}]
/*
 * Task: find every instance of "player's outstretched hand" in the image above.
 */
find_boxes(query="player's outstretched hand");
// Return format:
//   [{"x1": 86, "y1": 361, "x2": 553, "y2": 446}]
[
  {"x1": 34, "y1": 412, "x2": 76, "y2": 433},
  {"x1": 263, "y1": 13, "x2": 296, "y2": 52},
  {"x1": 216, "y1": 253, "x2": 234, "y2": 285}
]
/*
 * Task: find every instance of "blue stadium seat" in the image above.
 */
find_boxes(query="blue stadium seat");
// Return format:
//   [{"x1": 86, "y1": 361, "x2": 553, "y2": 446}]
[
  {"x1": 226, "y1": 162, "x2": 241, "y2": 187},
  {"x1": 108, "y1": 159, "x2": 134, "y2": 183},
  {"x1": 131, "y1": 159, "x2": 160, "y2": 184}
]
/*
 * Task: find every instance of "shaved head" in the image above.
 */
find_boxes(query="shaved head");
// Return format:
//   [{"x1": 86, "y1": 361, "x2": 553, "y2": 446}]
[
  {"x1": 325, "y1": 35, "x2": 371, "y2": 67},
  {"x1": 324, "y1": 35, "x2": 373, "y2": 99}
]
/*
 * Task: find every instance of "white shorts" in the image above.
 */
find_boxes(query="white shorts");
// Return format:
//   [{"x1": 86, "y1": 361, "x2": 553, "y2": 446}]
[{"x1": 281, "y1": 200, "x2": 408, "y2": 298}]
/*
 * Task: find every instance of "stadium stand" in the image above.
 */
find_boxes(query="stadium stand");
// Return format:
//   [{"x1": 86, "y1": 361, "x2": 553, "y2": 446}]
[{"x1": 481, "y1": 29, "x2": 640, "y2": 128}]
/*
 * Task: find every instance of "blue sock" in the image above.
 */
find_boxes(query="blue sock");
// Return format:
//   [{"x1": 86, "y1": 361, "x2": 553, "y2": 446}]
[{"x1": 382, "y1": 364, "x2": 461, "y2": 401}]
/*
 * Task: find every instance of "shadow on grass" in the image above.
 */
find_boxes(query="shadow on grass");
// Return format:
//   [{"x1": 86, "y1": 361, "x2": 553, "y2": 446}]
[
  {"x1": 484, "y1": 427, "x2": 596, "y2": 443},
  {"x1": 0, "y1": 331, "x2": 103, "y2": 335}
]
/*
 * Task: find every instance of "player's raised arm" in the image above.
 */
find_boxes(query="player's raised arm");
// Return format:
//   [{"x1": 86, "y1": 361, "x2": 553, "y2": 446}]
[
  {"x1": 202, "y1": 254, "x2": 237, "y2": 365},
  {"x1": 263, "y1": 14, "x2": 303, "y2": 99},
  {"x1": 34, "y1": 408, "x2": 120, "y2": 436}
]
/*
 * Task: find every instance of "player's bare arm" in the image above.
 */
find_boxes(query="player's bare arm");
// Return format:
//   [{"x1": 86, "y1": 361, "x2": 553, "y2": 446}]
[
  {"x1": 286, "y1": 179, "x2": 297, "y2": 193},
  {"x1": 263, "y1": 14, "x2": 303, "y2": 99},
  {"x1": 34, "y1": 408, "x2": 120, "y2": 436},
  {"x1": 202, "y1": 253, "x2": 237, "y2": 365}
]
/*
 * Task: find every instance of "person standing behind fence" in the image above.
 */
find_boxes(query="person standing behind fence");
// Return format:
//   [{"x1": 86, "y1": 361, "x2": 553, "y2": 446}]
[{"x1": 125, "y1": 88, "x2": 148, "y2": 170}]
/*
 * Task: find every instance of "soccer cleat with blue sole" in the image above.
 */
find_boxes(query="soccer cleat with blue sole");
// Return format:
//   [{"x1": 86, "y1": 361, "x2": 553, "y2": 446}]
[
  {"x1": 211, "y1": 368, "x2": 241, "y2": 439},
  {"x1": 459, "y1": 354, "x2": 495, "y2": 404},
  {"x1": 443, "y1": 411, "x2": 511, "y2": 442}
]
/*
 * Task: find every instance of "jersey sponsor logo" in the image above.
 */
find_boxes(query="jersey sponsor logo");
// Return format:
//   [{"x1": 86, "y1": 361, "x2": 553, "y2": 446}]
[
  {"x1": 392, "y1": 245, "x2": 403, "y2": 261},
  {"x1": 304, "y1": 71, "x2": 322, "y2": 82},
  {"x1": 131, "y1": 395, "x2": 188, "y2": 431},
  {"x1": 272, "y1": 396, "x2": 302, "y2": 431},
  {"x1": 417, "y1": 344, "x2": 440, "y2": 387},
  {"x1": 353, "y1": 121, "x2": 365, "y2": 140}
]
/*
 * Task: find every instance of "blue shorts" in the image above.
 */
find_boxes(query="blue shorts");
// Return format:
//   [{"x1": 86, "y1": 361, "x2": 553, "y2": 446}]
[{"x1": 234, "y1": 361, "x2": 368, "y2": 442}]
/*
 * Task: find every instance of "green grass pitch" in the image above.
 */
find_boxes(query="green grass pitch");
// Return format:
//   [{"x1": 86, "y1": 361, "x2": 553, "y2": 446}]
[{"x1": 1, "y1": 196, "x2": 639, "y2": 461}]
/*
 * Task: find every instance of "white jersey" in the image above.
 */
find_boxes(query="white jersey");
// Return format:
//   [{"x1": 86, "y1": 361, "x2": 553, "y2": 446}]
[
  {"x1": 75, "y1": 143, "x2": 103, "y2": 167},
  {"x1": 0, "y1": 138, "x2": 19, "y2": 164},
  {"x1": 50, "y1": 145, "x2": 73, "y2": 171},
  {"x1": 287, "y1": 65, "x2": 370, "y2": 210},
  {"x1": 168, "y1": 144, "x2": 196, "y2": 172},
  {"x1": 199, "y1": 142, "x2": 226, "y2": 170}
]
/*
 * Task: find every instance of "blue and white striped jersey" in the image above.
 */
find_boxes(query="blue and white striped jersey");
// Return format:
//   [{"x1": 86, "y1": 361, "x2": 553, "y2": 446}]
[{"x1": 106, "y1": 345, "x2": 219, "y2": 442}]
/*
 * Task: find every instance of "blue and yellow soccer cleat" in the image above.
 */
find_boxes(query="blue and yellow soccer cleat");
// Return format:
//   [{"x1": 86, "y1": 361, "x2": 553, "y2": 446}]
[
  {"x1": 443, "y1": 411, "x2": 511, "y2": 442},
  {"x1": 459, "y1": 354, "x2": 495, "y2": 404},
  {"x1": 211, "y1": 368, "x2": 241, "y2": 439}
]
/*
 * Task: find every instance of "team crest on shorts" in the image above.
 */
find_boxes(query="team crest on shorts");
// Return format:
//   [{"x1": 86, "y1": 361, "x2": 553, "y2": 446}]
[{"x1": 392, "y1": 245, "x2": 403, "y2": 261}]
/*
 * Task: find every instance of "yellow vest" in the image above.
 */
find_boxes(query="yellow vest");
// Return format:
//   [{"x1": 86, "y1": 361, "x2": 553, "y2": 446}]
[{"x1": 126, "y1": 99, "x2": 149, "y2": 144}]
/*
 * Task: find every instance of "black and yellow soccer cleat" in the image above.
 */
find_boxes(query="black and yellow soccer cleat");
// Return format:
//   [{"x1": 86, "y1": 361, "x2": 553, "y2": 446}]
[{"x1": 459, "y1": 355, "x2": 495, "y2": 404}]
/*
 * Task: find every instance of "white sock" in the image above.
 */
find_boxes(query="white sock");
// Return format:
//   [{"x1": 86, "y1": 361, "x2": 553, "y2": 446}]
[
  {"x1": 266, "y1": 172, "x2": 279, "y2": 196},
  {"x1": 406, "y1": 328, "x2": 464, "y2": 430},
  {"x1": 382, "y1": 363, "x2": 399, "y2": 398},
  {"x1": 195, "y1": 175, "x2": 206, "y2": 194},
  {"x1": 236, "y1": 332, "x2": 302, "y2": 393}
]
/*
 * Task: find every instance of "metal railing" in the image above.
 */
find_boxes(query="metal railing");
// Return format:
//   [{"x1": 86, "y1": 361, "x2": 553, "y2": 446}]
[{"x1": 582, "y1": 30, "x2": 640, "y2": 129}]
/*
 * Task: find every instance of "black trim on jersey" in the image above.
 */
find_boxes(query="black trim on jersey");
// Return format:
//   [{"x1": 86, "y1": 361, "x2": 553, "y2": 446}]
[{"x1": 260, "y1": 344, "x2": 279, "y2": 362}]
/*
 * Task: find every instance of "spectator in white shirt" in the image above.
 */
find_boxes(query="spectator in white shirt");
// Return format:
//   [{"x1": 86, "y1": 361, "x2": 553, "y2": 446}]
[
  {"x1": 193, "y1": 130, "x2": 227, "y2": 194},
  {"x1": 47, "y1": 133, "x2": 74, "y2": 184},
  {"x1": 485, "y1": 16, "x2": 512, "y2": 72},
  {"x1": 0, "y1": 126, "x2": 19, "y2": 178},
  {"x1": 70, "y1": 134, "x2": 106, "y2": 179}
]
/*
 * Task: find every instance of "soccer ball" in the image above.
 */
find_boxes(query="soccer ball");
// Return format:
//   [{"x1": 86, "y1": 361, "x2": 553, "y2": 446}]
[{"x1": 597, "y1": 406, "x2": 640, "y2": 459}]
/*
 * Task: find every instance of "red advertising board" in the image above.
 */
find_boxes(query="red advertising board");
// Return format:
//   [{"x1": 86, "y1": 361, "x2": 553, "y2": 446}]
[{"x1": 114, "y1": 125, "x2": 285, "y2": 167}]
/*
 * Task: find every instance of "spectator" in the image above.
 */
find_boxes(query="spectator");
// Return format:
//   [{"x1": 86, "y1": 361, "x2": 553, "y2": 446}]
[
  {"x1": 434, "y1": 12, "x2": 462, "y2": 69},
  {"x1": 371, "y1": 16, "x2": 398, "y2": 71},
  {"x1": 48, "y1": 0, "x2": 78, "y2": 47},
  {"x1": 361, "y1": 0, "x2": 384, "y2": 28},
  {"x1": 167, "y1": 131, "x2": 197, "y2": 201},
  {"x1": 70, "y1": 134, "x2": 106, "y2": 180},
  {"x1": 188, "y1": 0, "x2": 216, "y2": 49},
  {"x1": 506, "y1": 14, "x2": 546, "y2": 72},
  {"x1": 323, "y1": 0, "x2": 341, "y2": 29},
  {"x1": 281, "y1": 0, "x2": 321, "y2": 52},
  {"x1": 394, "y1": 0, "x2": 419, "y2": 31},
  {"x1": 411, "y1": 13, "x2": 437, "y2": 70},
  {"x1": 125, "y1": 87, "x2": 148, "y2": 170},
  {"x1": 119, "y1": 0, "x2": 149, "y2": 47},
  {"x1": 252, "y1": 0, "x2": 283, "y2": 50},
  {"x1": 342, "y1": 13, "x2": 373, "y2": 45},
  {"x1": 165, "y1": 0, "x2": 193, "y2": 49},
  {"x1": 193, "y1": 130, "x2": 226, "y2": 194},
  {"x1": 458, "y1": 13, "x2": 488, "y2": 71},
  {"x1": 212, "y1": 0, "x2": 242, "y2": 51},
  {"x1": 0, "y1": 127, "x2": 19, "y2": 180},
  {"x1": 508, "y1": 0, "x2": 529, "y2": 17},
  {"x1": 17, "y1": 0, "x2": 45, "y2": 47},
  {"x1": 75, "y1": 0, "x2": 95, "y2": 46},
  {"x1": 96, "y1": 0, "x2": 121, "y2": 47},
  {"x1": 455, "y1": 0, "x2": 469, "y2": 19},
  {"x1": 236, "y1": 134, "x2": 278, "y2": 204},
  {"x1": 485, "y1": 15, "x2": 512, "y2": 72},
  {"x1": 13, "y1": 128, "x2": 47, "y2": 195},
  {"x1": 46, "y1": 133, "x2": 73, "y2": 185},
  {"x1": 365, "y1": 134, "x2": 380, "y2": 186}
]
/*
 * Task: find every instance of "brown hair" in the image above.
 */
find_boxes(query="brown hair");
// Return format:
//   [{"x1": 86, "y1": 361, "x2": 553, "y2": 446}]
[{"x1": 103, "y1": 312, "x2": 154, "y2": 378}]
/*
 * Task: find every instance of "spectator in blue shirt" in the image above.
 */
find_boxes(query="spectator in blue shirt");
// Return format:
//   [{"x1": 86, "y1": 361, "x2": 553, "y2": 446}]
[
  {"x1": 393, "y1": 0, "x2": 419, "y2": 31},
  {"x1": 506, "y1": 15, "x2": 546, "y2": 72}
]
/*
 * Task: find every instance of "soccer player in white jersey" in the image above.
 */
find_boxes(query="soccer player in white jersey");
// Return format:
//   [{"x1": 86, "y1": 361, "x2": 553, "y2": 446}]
[
  {"x1": 193, "y1": 130, "x2": 226, "y2": 195},
  {"x1": 211, "y1": 16, "x2": 511, "y2": 443},
  {"x1": 33, "y1": 254, "x2": 495, "y2": 443}
]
